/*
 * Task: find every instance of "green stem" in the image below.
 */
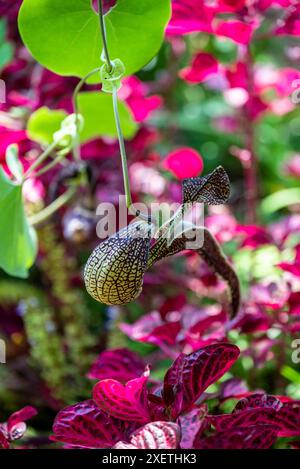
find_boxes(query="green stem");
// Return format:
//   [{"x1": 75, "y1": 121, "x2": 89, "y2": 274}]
[
  {"x1": 98, "y1": 0, "x2": 113, "y2": 72},
  {"x1": 112, "y1": 85, "x2": 132, "y2": 209},
  {"x1": 29, "y1": 153, "x2": 65, "y2": 179},
  {"x1": 72, "y1": 67, "x2": 102, "y2": 161},
  {"x1": 97, "y1": 1, "x2": 152, "y2": 224},
  {"x1": 28, "y1": 186, "x2": 76, "y2": 226},
  {"x1": 23, "y1": 141, "x2": 58, "y2": 180}
]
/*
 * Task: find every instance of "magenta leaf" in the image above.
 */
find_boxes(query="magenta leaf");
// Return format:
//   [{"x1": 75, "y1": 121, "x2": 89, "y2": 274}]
[
  {"x1": 179, "y1": 406, "x2": 208, "y2": 449},
  {"x1": 167, "y1": 0, "x2": 213, "y2": 36},
  {"x1": 51, "y1": 400, "x2": 135, "y2": 449},
  {"x1": 210, "y1": 408, "x2": 279, "y2": 431},
  {"x1": 275, "y1": 403, "x2": 300, "y2": 437},
  {"x1": 93, "y1": 370, "x2": 151, "y2": 423},
  {"x1": 233, "y1": 393, "x2": 283, "y2": 413},
  {"x1": 7, "y1": 406, "x2": 37, "y2": 433},
  {"x1": 197, "y1": 425, "x2": 278, "y2": 449},
  {"x1": 163, "y1": 343, "x2": 240, "y2": 417},
  {"x1": 131, "y1": 421, "x2": 180, "y2": 449},
  {"x1": 88, "y1": 348, "x2": 145, "y2": 382},
  {"x1": 113, "y1": 441, "x2": 137, "y2": 449},
  {"x1": 114, "y1": 422, "x2": 181, "y2": 449},
  {"x1": 0, "y1": 429, "x2": 9, "y2": 449},
  {"x1": 120, "y1": 312, "x2": 180, "y2": 347}
]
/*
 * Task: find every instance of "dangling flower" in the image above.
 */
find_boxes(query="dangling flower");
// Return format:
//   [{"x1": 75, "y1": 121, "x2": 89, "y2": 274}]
[{"x1": 84, "y1": 166, "x2": 240, "y2": 318}]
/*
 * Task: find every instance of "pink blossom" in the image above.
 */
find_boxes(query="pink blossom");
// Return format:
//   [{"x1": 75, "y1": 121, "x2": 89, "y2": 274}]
[
  {"x1": 275, "y1": 5, "x2": 300, "y2": 36},
  {"x1": 119, "y1": 76, "x2": 162, "y2": 123},
  {"x1": 167, "y1": 0, "x2": 214, "y2": 35},
  {"x1": 0, "y1": 126, "x2": 27, "y2": 161},
  {"x1": 163, "y1": 147, "x2": 204, "y2": 179},
  {"x1": 214, "y1": 0, "x2": 247, "y2": 12},
  {"x1": 226, "y1": 62, "x2": 248, "y2": 89},
  {"x1": 285, "y1": 154, "x2": 300, "y2": 179},
  {"x1": 258, "y1": 0, "x2": 295, "y2": 8},
  {"x1": 23, "y1": 178, "x2": 45, "y2": 203},
  {"x1": 245, "y1": 95, "x2": 269, "y2": 120},
  {"x1": 130, "y1": 162, "x2": 166, "y2": 196},
  {"x1": 215, "y1": 21, "x2": 254, "y2": 45},
  {"x1": 179, "y1": 52, "x2": 219, "y2": 83}
]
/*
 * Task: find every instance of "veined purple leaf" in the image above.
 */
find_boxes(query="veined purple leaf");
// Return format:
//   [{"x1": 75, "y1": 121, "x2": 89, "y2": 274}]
[
  {"x1": 0, "y1": 428, "x2": 9, "y2": 449},
  {"x1": 120, "y1": 311, "x2": 180, "y2": 347},
  {"x1": 7, "y1": 406, "x2": 37, "y2": 434},
  {"x1": 51, "y1": 400, "x2": 135, "y2": 449},
  {"x1": 163, "y1": 343, "x2": 240, "y2": 418},
  {"x1": 196, "y1": 425, "x2": 278, "y2": 449},
  {"x1": 88, "y1": 348, "x2": 145, "y2": 382},
  {"x1": 130, "y1": 421, "x2": 180, "y2": 449},
  {"x1": 179, "y1": 406, "x2": 208, "y2": 449},
  {"x1": 113, "y1": 441, "x2": 137, "y2": 449},
  {"x1": 233, "y1": 393, "x2": 283, "y2": 413},
  {"x1": 210, "y1": 408, "x2": 278, "y2": 431},
  {"x1": 114, "y1": 422, "x2": 181, "y2": 449},
  {"x1": 276, "y1": 403, "x2": 300, "y2": 437},
  {"x1": 93, "y1": 369, "x2": 151, "y2": 423}
]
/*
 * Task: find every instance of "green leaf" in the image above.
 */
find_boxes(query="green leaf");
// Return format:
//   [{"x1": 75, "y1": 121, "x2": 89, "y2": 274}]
[
  {"x1": 0, "y1": 19, "x2": 14, "y2": 70},
  {"x1": 18, "y1": 0, "x2": 171, "y2": 81},
  {"x1": 5, "y1": 144, "x2": 24, "y2": 181},
  {"x1": 0, "y1": 168, "x2": 38, "y2": 278},
  {"x1": 77, "y1": 91, "x2": 137, "y2": 140},
  {"x1": 27, "y1": 107, "x2": 68, "y2": 145},
  {"x1": 261, "y1": 188, "x2": 300, "y2": 215},
  {"x1": 27, "y1": 94, "x2": 137, "y2": 145}
]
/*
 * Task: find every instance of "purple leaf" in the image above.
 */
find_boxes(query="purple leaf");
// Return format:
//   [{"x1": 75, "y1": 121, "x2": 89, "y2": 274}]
[
  {"x1": 179, "y1": 406, "x2": 208, "y2": 449},
  {"x1": 163, "y1": 343, "x2": 240, "y2": 418},
  {"x1": 7, "y1": 406, "x2": 37, "y2": 433},
  {"x1": 114, "y1": 422, "x2": 181, "y2": 449},
  {"x1": 233, "y1": 393, "x2": 283, "y2": 413},
  {"x1": 196, "y1": 425, "x2": 278, "y2": 449},
  {"x1": 210, "y1": 408, "x2": 279, "y2": 431},
  {"x1": 88, "y1": 348, "x2": 145, "y2": 382},
  {"x1": 93, "y1": 369, "x2": 151, "y2": 423},
  {"x1": 131, "y1": 421, "x2": 180, "y2": 449},
  {"x1": 120, "y1": 312, "x2": 180, "y2": 347},
  {"x1": 51, "y1": 400, "x2": 135, "y2": 449},
  {"x1": 276, "y1": 402, "x2": 300, "y2": 437}
]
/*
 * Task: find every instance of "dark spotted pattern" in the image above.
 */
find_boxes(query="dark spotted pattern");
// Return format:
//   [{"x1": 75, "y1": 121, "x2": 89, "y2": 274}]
[
  {"x1": 84, "y1": 221, "x2": 152, "y2": 305},
  {"x1": 183, "y1": 165, "x2": 230, "y2": 205}
]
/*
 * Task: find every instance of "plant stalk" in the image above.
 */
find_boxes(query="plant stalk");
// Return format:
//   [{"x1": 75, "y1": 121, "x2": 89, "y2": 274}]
[
  {"x1": 23, "y1": 141, "x2": 58, "y2": 180},
  {"x1": 98, "y1": 0, "x2": 113, "y2": 72},
  {"x1": 29, "y1": 186, "x2": 76, "y2": 226}
]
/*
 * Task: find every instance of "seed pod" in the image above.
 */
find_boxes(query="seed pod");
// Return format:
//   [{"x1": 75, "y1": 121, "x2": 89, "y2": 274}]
[{"x1": 84, "y1": 221, "x2": 152, "y2": 305}]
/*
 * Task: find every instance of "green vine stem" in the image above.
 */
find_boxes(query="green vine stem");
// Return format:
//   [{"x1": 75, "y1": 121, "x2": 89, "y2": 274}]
[
  {"x1": 72, "y1": 67, "x2": 102, "y2": 161},
  {"x1": 23, "y1": 140, "x2": 58, "y2": 180},
  {"x1": 97, "y1": 1, "x2": 153, "y2": 224},
  {"x1": 112, "y1": 84, "x2": 133, "y2": 209},
  {"x1": 28, "y1": 186, "x2": 77, "y2": 226},
  {"x1": 98, "y1": 0, "x2": 113, "y2": 73}
]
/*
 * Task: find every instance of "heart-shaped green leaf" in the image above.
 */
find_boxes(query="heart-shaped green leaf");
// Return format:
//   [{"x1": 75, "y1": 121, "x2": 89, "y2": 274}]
[
  {"x1": 18, "y1": 0, "x2": 171, "y2": 81},
  {"x1": 27, "y1": 107, "x2": 68, "y2": 146},
  {"x1": 77, "y1": 91, "x2": 137, "y2": 140},
  {"x1": 0, "y1": 168, "x2": 37, "y2": 278},
  {"x1": 27, "y1": 93, "x2": 137, "y2": 146}
]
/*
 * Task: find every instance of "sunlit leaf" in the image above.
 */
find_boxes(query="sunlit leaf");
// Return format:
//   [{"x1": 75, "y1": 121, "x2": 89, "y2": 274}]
[
  {"x1": 0, "y1": 168, "x2": 37, "y2": 278},
  {"x1": 78, "y1": 91, "x2": 137, "y2": 140},
  {"x1": 27, "y1": 95, "x2": 137, "y2": 146},
  {"x1": 27, "y1": 107, "x2": 67, "y2": 146},
  {"x1": 18, "y1": 0, "x2": 171, "y2": 82}
]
